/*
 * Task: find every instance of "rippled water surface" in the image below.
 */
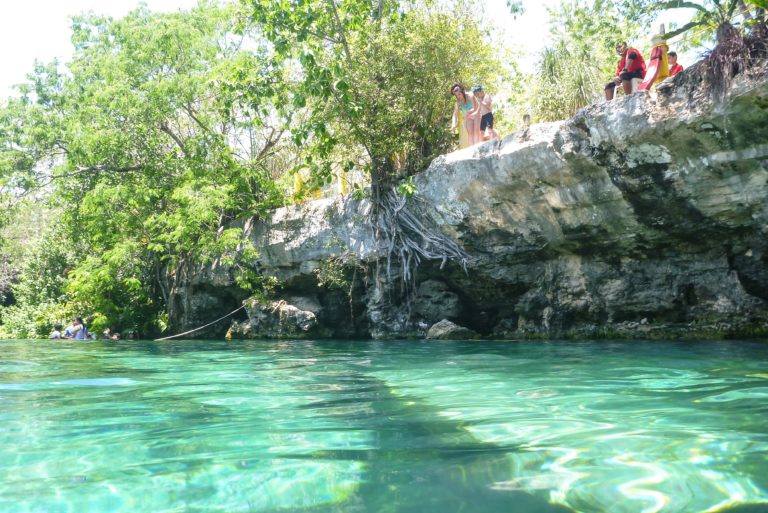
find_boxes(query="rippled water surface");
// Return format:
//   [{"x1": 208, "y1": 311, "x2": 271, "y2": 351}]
[{"x1": 1, "y1": 339, "x2": 767, "y2": 513}]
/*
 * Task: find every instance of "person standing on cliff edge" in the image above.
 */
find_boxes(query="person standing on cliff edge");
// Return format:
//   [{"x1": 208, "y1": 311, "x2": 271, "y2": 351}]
[
  {"x1": 472, "y1": 85, "x2": 500, "y2": 141},
  {"x1": 450, "y1": 83, "x2": 481, "y2": 147}
]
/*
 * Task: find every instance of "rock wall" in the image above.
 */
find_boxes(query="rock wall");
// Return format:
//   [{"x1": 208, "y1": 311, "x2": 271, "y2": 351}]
[{"x1": 171, "y1": 63, "x2": 768, "y2": 340}]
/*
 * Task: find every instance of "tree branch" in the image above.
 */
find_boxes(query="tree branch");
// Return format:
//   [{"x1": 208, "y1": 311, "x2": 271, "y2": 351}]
[
  {"x1": 255, "y1": 126, "x2": 285, "y2": 161},
  {"x1": 183, "y1": 104, "x2": 213, "y2": 134},
  {"x1": 160, "y1": 121, "x2": 190, "y2": 158},
  {"x1": 51, "y1": 164, "x2": 144, "y2": 179},
  {"x1": 1, "y1": 164, "x2": 145, "y2": 207},
  {"x1": 327, "y1": 0, "x2": 354, "y2": 65}
]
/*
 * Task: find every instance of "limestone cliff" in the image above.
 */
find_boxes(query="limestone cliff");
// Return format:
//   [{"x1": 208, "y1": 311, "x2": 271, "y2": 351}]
[{"x1": 170, "y1": 63, "x2": 768, "y2": 340}]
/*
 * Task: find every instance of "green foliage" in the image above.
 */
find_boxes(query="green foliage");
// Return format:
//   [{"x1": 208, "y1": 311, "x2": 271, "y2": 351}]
[
  {"x1": 647, "y1": 0, "x2": 765, "y2": 41},
  {"x1": 551, "y1": 0, "x2": 647, "y2": 55},
  {"x1": 0, "y1": 228, "x2": 77, "y2": 338},
  {"x1": 221, "y1": 243, "x2": 281, "y2": 300},
  {"x1": 239, "y1": 0, "x2": 501, "y2": 189},
  {"x1": 0, "y1": 0, "x2": 520, "y2": 337},
  {"x1": 506, "y1": 0, "x2": 524, "y2": 16},
  {"x1": 0, "y1": 301, "x2": 67, "y2": 339},
  {"x1": 528, "y1": 0, "x2": 649, "y2": 122},
  {"x1": 0, "y1": 202, "x2": 53, "y2": 305},
  {"x1": 314, "y1": 256, "x2": 350, "y2": 291},
  {"x1": 0, "y1": 2, "x2": 291, "y2": 337},
  {"x1": 397, "y1": 176, "x2": 417, "y2": 197},
  {"x1": 351, "y1": 183, "x2": 369, "y2": 201},
  {"x1": 533, "y1": 42, "x2": 605, "y2": 122}
]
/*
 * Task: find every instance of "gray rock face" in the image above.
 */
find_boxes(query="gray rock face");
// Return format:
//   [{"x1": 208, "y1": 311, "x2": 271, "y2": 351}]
[
  {"x1": 229, "y1": 298, "x2": 321, "y2": 339},
  {"x1": 172, "y1": 64, "x2": 768, "y2": 339},
  {"x1": 412, "y1": 280, "x2": 462, "y2": 323},
  {"x1": 426, "y1": 319, "x2": 479, "y2": 340}
]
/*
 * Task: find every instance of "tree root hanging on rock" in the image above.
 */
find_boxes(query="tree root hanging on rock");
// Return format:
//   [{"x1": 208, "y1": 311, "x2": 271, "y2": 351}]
[{"x1": 372, "y1": 189, "x2": 471, "y2": 295}]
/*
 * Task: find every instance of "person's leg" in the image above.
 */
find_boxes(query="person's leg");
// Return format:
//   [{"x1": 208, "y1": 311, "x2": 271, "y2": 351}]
[
  {"x1": 472, "y1": 116, "x2": 482, "y2": 145},
  {"x1": 487, "y1": 114, "x2": 499, "y2": 140},
  {"x1": 620, "y1": 70, "x2": 634, "y2": 94},
  {"x1": 480, "y1": 113, "x2": 494, "y2": 141},
  {"x1": 605, "y1": 82, "x2": 616, "y2": 100},
  {"x1": 463, "y1": 118, "x2": 472, "y2": 145},
  {"x1": 479, "y1": 114, "x2": 488, "y2": 141},
  {"x1": 465, "y1": 116, "x2": 479, "y2": 146}
]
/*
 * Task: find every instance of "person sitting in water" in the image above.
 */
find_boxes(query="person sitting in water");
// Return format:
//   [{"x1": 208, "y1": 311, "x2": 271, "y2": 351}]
[
  {"x1": 67, "y1": 317, "x2": 89, "y2": 340},
  {"x1": 50, "y1": 324, "x2": 63, "y2": 339},
  {"x1": 668, "y1": 51, "x2": 684, "y2": 76},
  {"x1": 605, "y1": 41, "x2": 647, "y2": 100},
  {"x1": 62, "y1": 318, "x2": 77, "y2": 338},
  {"x1": 103, "y1": 328, "x2": 121, "y2": 340}
]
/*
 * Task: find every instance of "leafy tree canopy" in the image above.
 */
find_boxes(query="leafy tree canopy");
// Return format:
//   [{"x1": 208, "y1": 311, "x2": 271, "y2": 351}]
[
  {"x1": 11, "y1": 0, "x2": 755, "y2": 337},
  {"x1": 237, "y1": 0, "x2": 502, "y2": 193},
  {"x1": 0, "y1": 2, "x2": 292, "y2": 337}
]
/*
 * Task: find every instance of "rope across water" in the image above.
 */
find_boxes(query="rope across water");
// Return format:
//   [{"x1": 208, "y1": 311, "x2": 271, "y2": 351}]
[{"x1": 154, "y1": 304, "x2": 246, "y2": 341}]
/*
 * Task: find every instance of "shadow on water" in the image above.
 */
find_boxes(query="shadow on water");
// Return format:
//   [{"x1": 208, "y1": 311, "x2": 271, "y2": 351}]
[
  {"x1": 85, "y1": 339, "x2": 575, "y2": 512},
  {"x1": 94, "y1": 339, "x2": 767, "y2": 513},
  {"x1": 279, "y1": 369, "x2": 576, "y2": 513},
  {"x1": 714, "y1": 506, "x2": 768, "y2": 513}
]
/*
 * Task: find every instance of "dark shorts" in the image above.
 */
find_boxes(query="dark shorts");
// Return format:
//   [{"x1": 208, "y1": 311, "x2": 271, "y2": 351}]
[
  {"x1": 480, "y1": 112, "x2": 494, "y2": 131},
  {"x1": 605, "y1": 69, "x2": 644, "y2": 89}
]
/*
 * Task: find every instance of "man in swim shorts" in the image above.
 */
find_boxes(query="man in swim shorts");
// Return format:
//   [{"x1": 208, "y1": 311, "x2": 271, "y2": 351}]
[{"x1": 472, "y1": 85, "x2": 500, "y2": 141}]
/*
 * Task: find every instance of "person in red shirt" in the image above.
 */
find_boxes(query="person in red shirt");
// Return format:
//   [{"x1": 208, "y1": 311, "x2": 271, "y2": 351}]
[
  {"x1": 668, "y1": 51, "x2": 684, "y2": 76},
  {"x1": 605, "y1": 42, "x2": 647, "y2": 100}
]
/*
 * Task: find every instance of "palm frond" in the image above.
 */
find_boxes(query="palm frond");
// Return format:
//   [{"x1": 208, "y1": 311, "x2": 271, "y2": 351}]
[
  {"x1": 652, "y1": 1, "x2": 709, "y2": 13},
  {"x1": 666, "y1": 20, "x2": 707, "y2": 39}
]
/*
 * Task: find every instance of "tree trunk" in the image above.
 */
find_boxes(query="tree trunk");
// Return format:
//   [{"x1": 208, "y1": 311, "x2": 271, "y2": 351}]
[{"x1": 716, "y1": 21, "x2": 738, "y2": 45}]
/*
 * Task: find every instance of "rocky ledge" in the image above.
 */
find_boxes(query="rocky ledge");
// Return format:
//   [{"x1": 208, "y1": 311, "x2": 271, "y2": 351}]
[{"x1": 170, "y1": 62, "x2": 768, "y2": 340}]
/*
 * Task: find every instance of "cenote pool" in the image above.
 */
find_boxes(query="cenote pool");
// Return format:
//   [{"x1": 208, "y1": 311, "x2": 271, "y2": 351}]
[{"x1": 1, "y1": 339, "x2": 767, "y2": 513}]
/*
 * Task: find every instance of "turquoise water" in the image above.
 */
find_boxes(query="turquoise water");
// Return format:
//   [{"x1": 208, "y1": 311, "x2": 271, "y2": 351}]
[{"x1": 1, "y1": 339, "x2": 767, "y2": 513}]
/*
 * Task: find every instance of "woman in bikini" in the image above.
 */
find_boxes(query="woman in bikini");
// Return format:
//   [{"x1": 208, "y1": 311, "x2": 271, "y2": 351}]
[{"x1": 450, "y1": 83, "x2": 481, "y2": 147}]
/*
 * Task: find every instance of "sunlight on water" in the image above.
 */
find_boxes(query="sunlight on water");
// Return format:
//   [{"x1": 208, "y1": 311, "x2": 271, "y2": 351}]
[
  {"x1": 369, "y1": 342, "x2": 768, "y2": 513},
  {"x1": 0, "y1": 339, "x2": 767, "y2": 513}
]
